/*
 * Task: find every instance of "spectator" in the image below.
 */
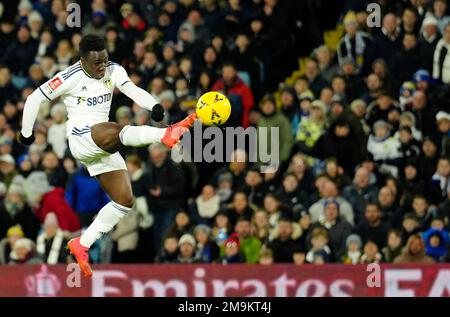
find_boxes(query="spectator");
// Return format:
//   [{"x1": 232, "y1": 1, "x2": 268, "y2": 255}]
[
  {"x1": 110, "y1": 208, "x2": 140, "y2": 263},
  {"x1": 36, "y1": 212, "x2": 69, "y2": 264},
  {"x1": 144, "y1": 143, "x2": 185, "y2": 252},
  {"x1": 211, "y1": 210, "x2": 232, "y2": 247},
  {"x1": 65, "y1": 166, "x2": 109, "y2": 228},
  {"x1": 312, "y1": 117, "x2": 366, "y2": 176},
  {"x1": 194, "y1": 224, "x2": 219, "y2": 263},
  {"x1": 305, "y1": 227, "x2": 332, "y2": 263},
  {"x1": 251, "y1": 209, "x2": 270, "y2": 244},
  {"x1": 219, "y1": 233, "x2": 245, "y2": 264},
  {"x1": 382, "y1": 229, "x2": 403, "y2": 263},
  {"x1": 176, "y1": 233, "x2": 200, "y2": 264},
  {"x1": 394, "y1": 233, "x2": 435, "y2": 263},
  {"x1": 258, "y1": 247, "x2": 274, "y2": 265},
  {"x1": 359, "y1": 240, "x2": 382, "y2": 263},
  {"x1": 343, "y1": 167, "x2": 379, "y2": 224},
  {"x1": 304, "y1": 59, "x2": 328, "y2": 98},
  {"x1": 428, "y1": 0, "x2": 450, "y2": 34},
  {"x1": 0, "y1": 184, "x2": 40, "y2": 240},
  {"x1": 419, "y1": 16, "x2": 441, "y2": 72},
  {"x1": 47, "y1": 104, "x2": 67, "y2": 159},
  {"x1": 295, "y1": 100, "x2": 327, "y2": 155},
  {"x1": 225, "y1": 191, "x2": 256, "y2": 227},
  {"x1": 390, "y1": 33, "x2": 421, "y2": 92},
  {"x1": 0, "y1": 225, "x2": 24, "y2": 264},
  {"x1": 428, "y1": 156, "x2": 450, "y2": 204},
  {"x1": 276, "y1": 173, "x2": 309, "y2": 215},
  {"x1": 373, "y1": 13, "x2": 402, "y2": 63},
  {"x1": 189, "y1": 184, "x2": 221, "y2": 226},
  {"x1": 156, "y1": 233, "x2": 179, "y2": 263},
  {"x1": 165, "y1": 209, "x2": 194, "y2": 239},
  {"x1": 314, "y1": 45, "x2": 339, "y2": 83},
  {"x1": 309, "y1": 180, "x2": 355, "y2": 226},
  {"x1": 434, "y1": 111, "x2": 450, "y2": 156},
  {"x1": 341, "y1": 233, "x2": 363, "y2": 264},
  {"x1": 8, "y1": 237, "x2": 42, "y2": 265},
  {"x1": 377, "y1": 186, "x2": 400, "y2": 224},
  {"x1": 234, "y1": 217, "x2": 261, "y2": 264},
  {"x1": 268, "y1": 217, "x2": 305, "y2": 263},
  {"x1": 0, "y1": 25, "x2": 37, "y2": 78},
  {"x1": 29, "y1": 171, "x2": 81, "y2": 233},
  {"x1": 257, "y1": 94, "x2": 292, "y2": 165},
  {"x1": 354, "y1": 203, "x2": 391, "y2": 249},
  {"x1": 211, "y1": 62, "x2": 254, "y2": 128},
  {"x1": 307, "y1": 199, "x2": 353, "y2": 260},
  {"x1": 239, "y1": 166, "x2": 265, "y2": 208},
  {"x1": 422, "y1": 224, "x2": 449, "y2": 262}
]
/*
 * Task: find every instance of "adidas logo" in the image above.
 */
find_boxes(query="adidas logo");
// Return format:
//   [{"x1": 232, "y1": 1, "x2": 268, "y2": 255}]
[{"x1": 81, "y1": 86, "x2": 87, "y2": 91}]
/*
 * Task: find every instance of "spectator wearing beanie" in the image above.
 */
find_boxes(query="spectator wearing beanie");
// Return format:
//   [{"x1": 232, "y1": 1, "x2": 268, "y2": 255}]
[
  {"x1": 194, "y1": 224, "x2": 219, "y2": 263},
  {"x1": 0, "y1": 225, "x2": 24, "y2": 264},
  {"x1": 9, "y1": 237, "x2": 42, "y2": 265},
  {"x1": 176, "y1": 233, "x2": 201, "y2": 264},
  {"x1": 341, "y1": 234, "x2": 363, "y2": 264},
  {"x1": 219, "y1": 233, "x2": 245, "y2": 264}
]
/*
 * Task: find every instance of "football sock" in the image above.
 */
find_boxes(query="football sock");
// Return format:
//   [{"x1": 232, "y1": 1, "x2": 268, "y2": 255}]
[
  {"x1": 80, "y1": 201, "x2": 131, "y2": 248},
  {"x1": 119, "y1": 125, "x2": 166, "y2": 147}
]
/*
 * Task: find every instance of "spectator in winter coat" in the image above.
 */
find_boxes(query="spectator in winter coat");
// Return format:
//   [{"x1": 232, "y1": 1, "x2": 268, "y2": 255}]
[
  {"x1": 418, "y1": 16, "x2": 441, "y2": 72},
  {"x1": 373, "y1": 13, "x2": 403, "y2": 63},
  {"x1": 343, "y1": 167, "x2": 379, "y2": 224},
  {"x1": 0, "y1": 184, "x2": 40, "y2": 241},
  {"x1": 233, "y1": 217, "x2": 261, "y2": 264},
  {"x1": 428, "y1": 156, "x2": 450, "y2": 204},
  {"x1": 257, "y1": 94, "x2": 292, "y2": 165},
  {"x1": 8, "y1": 238, "x2": 43, "y2": 265},
  {"x1": 0, "y1": 225, "x2": 24, "y2": 264},
  {"x1": 382, "y1": 229, "x2": 403, "y2": 263},
  {"x1": 394, "y1": 233, "x2": 435, "y2": 263},
  {"x1": 307, "y1": 200, "x2": 353, "y2": 260},
  {"x1": 337, "y1": 11, "x2": 374, "y2": 75},
  {"x1": 165, "y1": 210, "x2": 194, "y2": 240},
  {"x1": 36, "y1": 213, "x2": 69, "y2": 264},
  {"x1": 219, "y1": 233, "x2": 245, "y2": 264},
  {"x1": 306, "y1": 227, "x2": 332, "y2": 263},
  {"x1": 309, "y1": 180, "x2": 355, "y2": 226},
  {"x1": 295, "y1": 100, "x2": 327, "y2": 155},
  {"x1": 359, "y1": 240, "x2": 382, "y2": 263},
  {"x1": 65, "y1": 166, "x2": 109, "y2": 228},
  {"x1": 354, "y1": 203, "x2": 391, "y2": 249},
  {"x1": 211, "y1": 62, "x2": 254, "y2": 128},
  {"x1": 239, "y1": 167, "x2": 266, "y2": 208},
  {"x1": 276, "y1": 173, "x2": 309, "y2": 216},
  {"x1": 367, "y1": 120, "x2": 402, "y2": 177},
  {"x1": 312, "y1": 116, "x2": 366, "y2": 176},
  {"x1": 47, "y1": 103, "x2": 67, "y2": 159},
  {"x1": 268, "y1": 217, "x2": 305, "y2": 263},
  {"x1": 175, "y1": 233, "x2": 201, "y2": 264},
  {"x1": 194, "y1": 224, "x2": 219, "y2": 263},
  {"x1": 341, "y1": 234, "x2": 363, "y2": 264},
  {"x1": 189, "y1": 185, "x2": 221, "y2": 226},
  {"x1": 422, "y1": 226, "x2": 449, "y2": 262},
  {"x1": 156, "y1": 234, "x2": 179, "y2": 263}
]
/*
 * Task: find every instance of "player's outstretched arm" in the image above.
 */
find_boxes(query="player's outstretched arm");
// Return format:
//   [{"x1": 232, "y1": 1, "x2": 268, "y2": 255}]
[
  {"x1": 19, "y1": 89, "x2": 49, "y2": 145},
  {"x1": 115, "y1": 67, "x2": 165, "y2": 122}
]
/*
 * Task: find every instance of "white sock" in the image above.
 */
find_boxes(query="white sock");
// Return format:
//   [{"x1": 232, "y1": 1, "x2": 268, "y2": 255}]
[
  {"x1": 119, "y1": 125, "x2": 166, "y2": 147},
  {"x1": 80, "y1": 201, "x2": 131, "y2": 248}
]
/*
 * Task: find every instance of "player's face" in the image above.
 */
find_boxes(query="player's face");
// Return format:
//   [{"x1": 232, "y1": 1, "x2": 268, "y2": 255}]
[{"x1": 81, "y1": 50, "x2": 108, "y2": 79}]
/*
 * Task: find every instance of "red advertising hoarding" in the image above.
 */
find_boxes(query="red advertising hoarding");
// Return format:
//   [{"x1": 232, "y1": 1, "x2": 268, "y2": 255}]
[{"x1": 0, "y1": 264, "x2": 449, "y2": 297}]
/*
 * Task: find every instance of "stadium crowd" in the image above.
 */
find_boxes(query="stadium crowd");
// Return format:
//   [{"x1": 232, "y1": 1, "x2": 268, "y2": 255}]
[{"x1": 0, "y1": 0, "x2": 449, "y2": 266}]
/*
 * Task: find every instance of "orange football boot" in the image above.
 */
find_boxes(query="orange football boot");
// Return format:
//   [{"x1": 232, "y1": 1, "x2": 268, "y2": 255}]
[
  {"x1": 67, "y1": 237, "x2": 93, "y2": 278},
  {"x1": 160, "y1": 113, "x2": 197, "y2": 148}
]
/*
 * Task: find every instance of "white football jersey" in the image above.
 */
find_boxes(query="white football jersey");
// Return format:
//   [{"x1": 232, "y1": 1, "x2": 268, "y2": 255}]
[{"x1": 38, "y1": 61, "x2": 130, "y2": 137}]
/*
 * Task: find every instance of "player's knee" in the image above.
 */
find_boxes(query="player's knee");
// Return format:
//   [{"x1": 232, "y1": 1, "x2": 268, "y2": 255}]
[{"x1": 115, "y1": 195, "x2": 134, "y2": 209}]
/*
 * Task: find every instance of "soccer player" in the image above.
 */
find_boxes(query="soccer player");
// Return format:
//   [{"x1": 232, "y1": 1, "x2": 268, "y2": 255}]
[{"x1": 19, "y1": 34, "x2": 197, "y2": 277}]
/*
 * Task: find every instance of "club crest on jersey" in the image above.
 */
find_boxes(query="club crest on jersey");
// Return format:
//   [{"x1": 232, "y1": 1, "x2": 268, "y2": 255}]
[
  {"x1": 103, "y1": 79, "x2": 112, "y2": 89},
  {"x1": 48, "y1": 77, "x2": 62, "y2": 91}
]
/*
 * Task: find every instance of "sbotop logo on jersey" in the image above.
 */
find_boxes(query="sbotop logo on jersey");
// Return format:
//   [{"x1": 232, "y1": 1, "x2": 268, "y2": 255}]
[{"x1": 84, "y1": 93, "x2": 113, "y2": 106}]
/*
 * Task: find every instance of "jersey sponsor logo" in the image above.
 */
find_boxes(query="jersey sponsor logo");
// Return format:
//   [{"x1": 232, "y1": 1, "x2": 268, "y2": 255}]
[
  {"x1": 86, "y1": 93, "x2": 113, "y2": 106},
  {"x1": 48, "y1": 77, "x2": 63, "y2": 90}
]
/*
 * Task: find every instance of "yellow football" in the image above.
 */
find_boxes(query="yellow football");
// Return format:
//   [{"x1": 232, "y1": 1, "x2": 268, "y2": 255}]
[{"x1": 195, "y1": 91, "x2": 231, "y2": 126}]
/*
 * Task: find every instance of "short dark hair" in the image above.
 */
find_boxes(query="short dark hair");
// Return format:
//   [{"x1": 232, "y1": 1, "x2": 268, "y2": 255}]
[{"x1": 79, "y1": 34, "x2": 106, "y2": 58}]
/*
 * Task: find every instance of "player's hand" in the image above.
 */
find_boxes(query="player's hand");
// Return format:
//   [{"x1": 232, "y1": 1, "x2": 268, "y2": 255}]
[
  {"x1": 18, "y1": 132, "x2": 35, "y2": 146},
  {"x1": 151, "y1": 104, "x2": 165, "y2": 122}
]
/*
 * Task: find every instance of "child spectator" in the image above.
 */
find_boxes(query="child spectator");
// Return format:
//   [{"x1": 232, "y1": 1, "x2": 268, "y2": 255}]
[
  {"x1": 360, "y1": 240, "x2": 382, "y2": 263},
  {"x1": 382, "y1": 229, "x2": 403, "y2": 263},
  {"x1": 341, "y1": 234, "x2": 363, "y2": 264},
  {"x1": 306, "y1": 227, "x2": 332, "y2": 263}
]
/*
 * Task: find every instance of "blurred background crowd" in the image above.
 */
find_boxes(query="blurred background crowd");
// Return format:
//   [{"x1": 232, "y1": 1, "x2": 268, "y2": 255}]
[{"x1": 0, "y1": 0, "x2": 449, "y2": 266}]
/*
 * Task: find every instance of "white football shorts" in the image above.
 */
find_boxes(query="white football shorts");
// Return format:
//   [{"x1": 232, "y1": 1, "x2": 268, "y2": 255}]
[{"x1": 67, "y1": 125, "x2": 127, "y2": 176}]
